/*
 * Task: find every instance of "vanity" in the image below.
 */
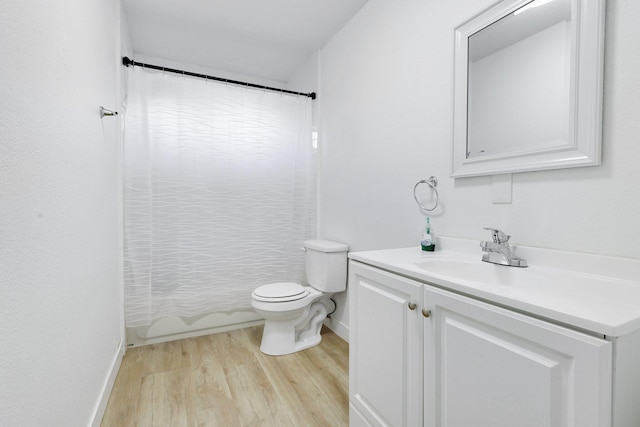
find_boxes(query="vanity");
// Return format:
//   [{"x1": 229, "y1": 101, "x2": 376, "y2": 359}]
[{"x1": 348, "y1": 237, "x2": 640, "y2": 427}]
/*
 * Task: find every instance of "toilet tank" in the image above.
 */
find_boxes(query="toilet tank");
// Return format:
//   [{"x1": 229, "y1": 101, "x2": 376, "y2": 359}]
[{"x1": 303, "y1": 240, "x2": 349, "y2": 292}]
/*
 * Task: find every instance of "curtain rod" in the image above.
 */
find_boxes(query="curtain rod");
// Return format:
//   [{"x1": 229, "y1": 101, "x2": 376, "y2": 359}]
[{"x1": 122, "y1": 57, "x2": 316, "y2": 100}]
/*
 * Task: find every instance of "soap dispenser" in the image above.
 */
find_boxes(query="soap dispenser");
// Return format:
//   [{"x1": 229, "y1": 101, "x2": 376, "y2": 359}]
[{"x1": 421, "y1": 217, "x2": 436, "y2": 252}]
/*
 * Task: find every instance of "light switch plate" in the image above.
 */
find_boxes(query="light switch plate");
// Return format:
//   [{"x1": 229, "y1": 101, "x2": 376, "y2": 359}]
[{"x1": 491, "y1": 173, "x2": 512, "y2": 204}]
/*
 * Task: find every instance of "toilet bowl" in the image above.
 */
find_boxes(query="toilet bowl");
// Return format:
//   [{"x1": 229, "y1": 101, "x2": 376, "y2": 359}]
[{"x1": 251, "y1": 240, "x2": 348, "y2": 356}]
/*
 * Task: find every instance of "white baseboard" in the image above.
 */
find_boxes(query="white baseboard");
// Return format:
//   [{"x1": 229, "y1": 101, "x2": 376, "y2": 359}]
[
  {"x1": 324, "y1": 317, "x2": 349, "y2": 343},
  {"x1": 90, "y1": 340, "x2": 124, "y2": 427}
]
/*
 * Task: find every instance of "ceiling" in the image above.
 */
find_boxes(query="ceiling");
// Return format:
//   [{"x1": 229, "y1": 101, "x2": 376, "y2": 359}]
[{"x1": 122, "y1": 0, "x2": 369, "y2": 82}]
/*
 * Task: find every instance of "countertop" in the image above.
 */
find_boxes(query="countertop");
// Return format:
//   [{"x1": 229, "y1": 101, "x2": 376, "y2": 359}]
[{"x1": 348, "y1": 237, "x2": 640, "y2": 337}]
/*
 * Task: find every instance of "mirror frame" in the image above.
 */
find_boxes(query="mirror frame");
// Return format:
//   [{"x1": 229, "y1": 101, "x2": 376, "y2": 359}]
[{"x1": 452, "y1": 0, "x2": 605, "y2": 178}]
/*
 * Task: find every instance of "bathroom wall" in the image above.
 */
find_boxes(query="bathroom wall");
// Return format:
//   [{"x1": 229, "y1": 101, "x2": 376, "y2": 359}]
[
  {"x1": 287, "y1": 52, "x2": 353, "y2": 338},
  {"x1": 304, "y1": 0, "x2": 640, "y2": 334},
  {"x1": 121, "y1": 4, "x2": 133, "y2": 107},
  {"x1": 0, "y1": 1, "x2": 123, "y2": 426}
]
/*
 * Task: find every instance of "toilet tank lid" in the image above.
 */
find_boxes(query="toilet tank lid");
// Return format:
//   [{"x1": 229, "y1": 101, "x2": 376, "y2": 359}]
[{"x1": 303, "y1": 239, "x2": 349, "y2": 253}]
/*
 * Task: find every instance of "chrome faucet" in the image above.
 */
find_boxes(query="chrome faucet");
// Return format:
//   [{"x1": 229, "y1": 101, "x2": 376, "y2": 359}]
[{"x1": 480, "y1": 227, "x2": 527, "y2": 267}]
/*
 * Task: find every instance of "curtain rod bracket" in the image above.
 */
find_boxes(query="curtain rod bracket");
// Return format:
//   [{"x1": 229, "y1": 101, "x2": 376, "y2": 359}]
[{"x1": 100, "y1": 106, "x2": 118, "y2": 118}]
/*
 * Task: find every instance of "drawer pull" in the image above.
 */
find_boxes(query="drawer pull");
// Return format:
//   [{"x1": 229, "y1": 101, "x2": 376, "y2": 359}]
[
  {"x1": 408, "y1": 301, "x2": 417, "y2": 311},
  {"x1": 422, "y1": 309, "x2": 431, "y2": 318}
]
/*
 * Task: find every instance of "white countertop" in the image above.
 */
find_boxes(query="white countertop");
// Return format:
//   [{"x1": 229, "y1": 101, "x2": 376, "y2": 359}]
[{"x1": 348, "y1": 237, "x2": 640, "y2": 337}]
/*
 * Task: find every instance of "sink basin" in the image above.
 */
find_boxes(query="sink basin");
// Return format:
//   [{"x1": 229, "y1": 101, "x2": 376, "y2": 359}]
[
  {"x1": 414, "y1": 256, "x2": 637, "y2": 296},
  {"x1": 414, "y1": 258, "x2": 540, "y2": 287},
  {"x1": 349, "y1": 241, "x2": 640, "y2": 337}
]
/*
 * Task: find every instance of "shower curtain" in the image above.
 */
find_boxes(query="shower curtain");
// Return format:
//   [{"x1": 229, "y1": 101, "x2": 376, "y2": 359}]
[{"x1": 123, "y1": 67, "x2": 315, "y2": 328}]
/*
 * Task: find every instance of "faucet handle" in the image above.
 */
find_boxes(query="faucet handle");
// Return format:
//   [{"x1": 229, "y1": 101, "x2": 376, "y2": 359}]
[{"x1": 483, "y1": 227, "x2": 510, "y2": 244}]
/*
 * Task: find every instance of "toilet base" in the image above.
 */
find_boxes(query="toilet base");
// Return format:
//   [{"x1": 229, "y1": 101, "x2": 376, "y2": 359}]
[{"x1": 259, "y1": 299, "x2": 330, "y2": 356}]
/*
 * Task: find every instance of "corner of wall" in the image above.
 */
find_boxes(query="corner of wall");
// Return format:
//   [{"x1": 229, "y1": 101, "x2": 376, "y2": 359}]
[
  {"x1": 324, "y1": 317, "x2": 349, "y2": 343},
  {"x1": 90, "y1": 341, "x2": 125, "y2": 427}
]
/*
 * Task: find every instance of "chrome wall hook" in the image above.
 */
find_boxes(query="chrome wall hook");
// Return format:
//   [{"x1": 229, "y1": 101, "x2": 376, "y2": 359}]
[{"x1": 100, "y1": 106, "x2": 118, "y2": 118}]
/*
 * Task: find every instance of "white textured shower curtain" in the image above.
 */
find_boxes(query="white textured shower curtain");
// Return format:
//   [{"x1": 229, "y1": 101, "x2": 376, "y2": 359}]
[{"x1": 123, "y1": 67, "x2": 315, "y2": 328}]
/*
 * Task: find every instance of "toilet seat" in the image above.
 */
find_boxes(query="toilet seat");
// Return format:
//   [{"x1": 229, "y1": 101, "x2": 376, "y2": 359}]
[{"x1": 252, "y1": 282, "x2": 310, "y2": 302}]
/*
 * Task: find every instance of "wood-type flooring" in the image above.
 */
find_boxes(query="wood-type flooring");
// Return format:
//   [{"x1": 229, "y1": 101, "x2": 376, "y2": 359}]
[{"x1": 101, "y1": 325, "x2": 348, "y2": 427}]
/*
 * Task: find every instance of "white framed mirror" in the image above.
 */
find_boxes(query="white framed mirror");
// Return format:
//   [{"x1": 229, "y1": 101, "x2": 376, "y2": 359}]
[{"x1": 452, "y1": 0, "x2": 605, "y2": 178}]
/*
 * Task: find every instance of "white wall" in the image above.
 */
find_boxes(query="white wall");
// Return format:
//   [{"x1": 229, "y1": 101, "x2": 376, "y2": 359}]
[
  {"x1": 288, "y1": 51, "x2": 322, "y2": 142},
  {"x1": 288, "y1": 53, "x2": 353, "y2": 339},
  {"x1": 121, "y1": 3, "x2": 134, "y2": 107},
  {"x1": 311, "y1": 0, "x2": 640, "y2": 331},
  {"x1": 0, "y1": 1, "x2": 123, "y2": 426}
]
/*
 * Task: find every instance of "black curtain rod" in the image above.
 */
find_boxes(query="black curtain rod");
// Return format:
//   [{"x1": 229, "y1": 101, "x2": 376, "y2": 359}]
[{"x1": 122, "y1": 57, "x2": 316, "y2": 100}]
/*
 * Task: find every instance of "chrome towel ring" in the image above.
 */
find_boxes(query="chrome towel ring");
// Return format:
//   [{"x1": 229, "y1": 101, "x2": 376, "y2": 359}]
[{"x1": 413, "y1": 176, "x2": 439, "y2": 211}]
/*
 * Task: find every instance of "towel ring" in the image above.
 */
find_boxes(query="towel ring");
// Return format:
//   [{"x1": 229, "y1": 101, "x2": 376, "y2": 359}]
[{"x1": 413, "y1": 176, "x2": 439, "y2": 212}]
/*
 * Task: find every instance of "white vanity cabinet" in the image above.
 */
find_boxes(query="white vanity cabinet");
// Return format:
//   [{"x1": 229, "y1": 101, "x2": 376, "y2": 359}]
[
  {"x1": 348, "y1": 255, "x2": 640, "y2": 427},
  {"x1": 423, "y1": 286, "x2": 612, "y2": 427},
  {"x1": 349, "y1": 262, "x2": 423, "y2": 427}
]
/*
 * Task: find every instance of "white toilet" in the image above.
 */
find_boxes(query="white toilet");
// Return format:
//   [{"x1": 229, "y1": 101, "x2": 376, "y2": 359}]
[{"x1": 251, "y1": 239, "x2": 348, "y2": 356}]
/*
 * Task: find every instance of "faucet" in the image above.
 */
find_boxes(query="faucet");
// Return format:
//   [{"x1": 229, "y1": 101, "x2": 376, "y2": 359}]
[{"x1": 480, "y1": 227, "x2": 527, "y2": 267}]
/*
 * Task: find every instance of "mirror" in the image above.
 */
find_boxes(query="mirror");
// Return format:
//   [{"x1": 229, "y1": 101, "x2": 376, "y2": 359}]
[{"x1": 452, "y1": 0, "x2": 605, "y2": 178}]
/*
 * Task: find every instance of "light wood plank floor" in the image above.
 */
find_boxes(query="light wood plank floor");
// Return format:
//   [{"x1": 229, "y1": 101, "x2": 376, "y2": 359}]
[{"x1": 101, "y1": 325, "x2": 349, "y2": 427}]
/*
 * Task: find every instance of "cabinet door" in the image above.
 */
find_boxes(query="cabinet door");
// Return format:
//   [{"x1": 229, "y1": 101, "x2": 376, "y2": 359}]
[
  {"x1": 423, "y1": 286, "x2": 612, "y2": 427},
  {"x1": 349, "y1": 261, "x2": 423, "y2": 427}
]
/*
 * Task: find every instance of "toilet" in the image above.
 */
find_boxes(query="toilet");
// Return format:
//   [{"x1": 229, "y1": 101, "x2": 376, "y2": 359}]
[{"x1": 251, "y1": 239, "x2": 348, "y2": 356}]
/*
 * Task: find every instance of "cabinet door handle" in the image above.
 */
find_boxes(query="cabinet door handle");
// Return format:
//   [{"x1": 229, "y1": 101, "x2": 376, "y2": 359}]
[
  {"x1": 408, "y1": 301, "x2": 417, "y2": 311},
  {"x1": 422, "y1": 308, "x2": 431, "y2": 318}
]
